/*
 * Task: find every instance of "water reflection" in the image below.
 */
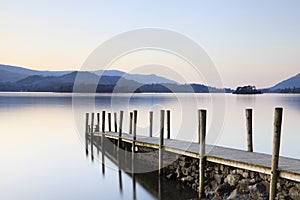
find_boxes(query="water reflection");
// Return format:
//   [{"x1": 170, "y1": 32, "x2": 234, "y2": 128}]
[
  {"x1": 276, "y1": 94, "x2": 300, "y2": 110},
  {"x1": 86, "y1": 134, "x2": 198, "y2": 200},
  {"x1": 1, "y1": 92, "x2": 300, "y2": 199}
]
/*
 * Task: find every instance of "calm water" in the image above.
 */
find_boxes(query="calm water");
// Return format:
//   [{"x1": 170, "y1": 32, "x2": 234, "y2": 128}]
[{"x1": 0, "y1": 92, "x2": 300, "y2": 199}]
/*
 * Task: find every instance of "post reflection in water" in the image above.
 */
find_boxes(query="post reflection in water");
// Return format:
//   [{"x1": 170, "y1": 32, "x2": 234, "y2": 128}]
[
  {"x1": 132, "y1": 145, "x2": 137, "y2": 200},
  {"x1": 158, "y1": 176, "x2": 162, "y2": 200},
  {"x1": 85, "y1": 133, "x2": 198, "y2": 200},
  {"x1": 101, "y1": 135, "x2": 105, "y2": 176},
  {"x1": 118, "y1": 146, "x2": 123, "y2": 193}
]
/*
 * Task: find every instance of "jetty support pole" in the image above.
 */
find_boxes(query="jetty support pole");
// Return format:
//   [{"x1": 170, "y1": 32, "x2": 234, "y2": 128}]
[
  {"x1": 149, "y1": 111, "x2": 153, "y2": 137},
  {"x1": 114, "y1": 112, "x2": 118, "y2": 133},
  {"x1": 108, "y1": 113, "x2": 112, "y2": 132},
  {"x1": 129, "y1": 112, "x2": 133, "y2": 134},
  {"x1": 90, "y1": 112, "x2": 95, "y2": 161},
  {"x1": 131, "y1": 110, "x2": 138, "y2": 200},
  {"x1": 96, "y1": 113, "x2": 100, "y2": 132},
  {"x1": 118, "y1": 111, "x2": 124, "y2": 148},
  {"x1": 132, "y1": 110, "x2": 137, "y2": 153},
  {"x1": 102, "y1": 111, "x2": 106, "y2": 133},
  {"x1": 167, "y1": 110, "x2": 170, "y2": 139},
  {"x1": 198, "y1": 109, "x2": 206, "y2": 199},
  {"x1": 133, "y1": 110, "x2": 137, "y2": 140},
  {"x1": 246, "y1": 109, "x2": 253, "y2": 152},
  {"x1": 91, "y1": 112, "x2": 95, "y2": 134},
  {"x1": 159, "y1": 110, "x2": 165, "y2": 176},
  {"x1": 85, "y1": 113, "x2": 89, "y2": 155},
  {"x1": 269, "y1": 107, "x2": 283, "y2": 200}
]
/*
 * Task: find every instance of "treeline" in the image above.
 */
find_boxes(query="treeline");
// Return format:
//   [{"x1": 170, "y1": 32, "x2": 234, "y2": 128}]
[
  {"x1": 270, "y1": 87, "x2": 300, "y2": 94},
  {"x1": 0, "y1": 82, "x2": 229, "y2": 93}
]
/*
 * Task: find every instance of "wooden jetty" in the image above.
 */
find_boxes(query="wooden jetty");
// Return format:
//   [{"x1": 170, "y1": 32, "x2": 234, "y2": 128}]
[{"x1": 85, "y1": 108, "x2": 300, "y2": 200}]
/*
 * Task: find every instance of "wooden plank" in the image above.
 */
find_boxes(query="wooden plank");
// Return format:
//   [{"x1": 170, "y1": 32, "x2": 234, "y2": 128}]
[{"x1": 93, "y1": 131, "x2": 300, "y2": 182}]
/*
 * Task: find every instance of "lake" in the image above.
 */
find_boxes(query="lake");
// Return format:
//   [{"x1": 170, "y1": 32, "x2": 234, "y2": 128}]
[{"x1": 0, "y1": 92, "x2": 299, "y2": 199}]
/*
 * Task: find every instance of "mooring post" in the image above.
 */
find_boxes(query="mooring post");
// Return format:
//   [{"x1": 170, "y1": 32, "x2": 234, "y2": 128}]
[
  {"x1": 246, "y1": 109, "x2": 253, "y2": 152},
  {"x1": 96, "y1": 113, "x2": 100, "y2": 132},
  {"x1": 149, "y1": 111, "x2": 153, "y2": 137},
  {"x1": 133, "y1": 110, "x2": 137, "y2": 141},
  {"x1": 102, "y1": 110, "x2": 106, "y2": 133},
  {"x1": 114, "y1": 112, "x2": 118, "y2": 133},
  {"x1": 167, "y1": 110, "x2": 171, "y2": 139},
  {"x1": 131, "y1": 110, "x2": 137, "y2": 153},
  {"x1": 269, "y1": 107, "x2": 283, "y2": 200},
  {"x1": 129, "y1": 112, "x2": 133, "y2": 134},
  {"x1": 131, "y1": 111, "x2": 137, "y2": 199},
  {"x1": 85, "y1": 113, "x2": 89, "y2": 136},
  {"x1": 159, "y1": 110, "x2": 165, "y2": 176},
  {"x1": 85, "y1": 113, "x2": 89, "y2": 155},
  {"x1": 108, "y1": 113, "x2": 112, "y2": 132},
  {"x1": 198, "y1": 109, "x2": 207, "y2": 199},
  {"x1": 91, "y1": 112, "x2": 95, "y2": 161},
  {"x1": 91, "y1": 112, "x2": 95, "y2": 134},
  {"x1": 118, "y1": 111, "x2": 124, "y2": 148}
]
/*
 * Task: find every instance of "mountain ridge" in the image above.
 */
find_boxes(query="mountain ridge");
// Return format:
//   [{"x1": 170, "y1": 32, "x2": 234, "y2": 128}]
[
  {"x1": 0, "y1": 64, "x2": 227, "y2": 93},
  {"x1": 1, "y1": 63, "x2": 299, "y2": 93},
  {"x1": 269, "y1": 73, "x2": 300, "y2": 91},
  {"x1": 0, "y1": 64, "x2": 176, "y2": 85}
]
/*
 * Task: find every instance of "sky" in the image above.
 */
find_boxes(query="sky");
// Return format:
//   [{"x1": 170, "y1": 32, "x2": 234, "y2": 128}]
[{"x1": 0, "y1": 0, "x2": 300, "y2": 88}]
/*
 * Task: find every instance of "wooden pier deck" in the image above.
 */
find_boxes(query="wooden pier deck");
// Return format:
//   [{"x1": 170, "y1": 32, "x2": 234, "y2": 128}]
[
  {"x1": 92, "y1": 131, "x2": 300, "y2": 182},
  {"x1": 85, "y1": 108, "x2": 299, "y2": 199}
]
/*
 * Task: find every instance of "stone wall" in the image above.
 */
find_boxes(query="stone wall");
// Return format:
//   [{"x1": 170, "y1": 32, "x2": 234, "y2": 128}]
[
  {"x1": 135, "y1": 146, "x2": 300, "y2": 200},
  {"x1": 164, "y1": 155, "x2": 300, "y2": 200}
]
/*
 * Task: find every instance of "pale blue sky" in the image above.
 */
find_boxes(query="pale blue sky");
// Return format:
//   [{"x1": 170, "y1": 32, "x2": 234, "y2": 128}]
[{"x1": 0, "y1": 0, "x2": 300, "y2": 88}]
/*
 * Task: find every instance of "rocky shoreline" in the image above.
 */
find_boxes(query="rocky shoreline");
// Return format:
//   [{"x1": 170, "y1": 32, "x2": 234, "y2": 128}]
[
  {"x1": 134, "y1": 145, "x2": 300, "y2": 200},
  {"x1": 164, "y1": 155, "x2": 300, "y2": 200}
]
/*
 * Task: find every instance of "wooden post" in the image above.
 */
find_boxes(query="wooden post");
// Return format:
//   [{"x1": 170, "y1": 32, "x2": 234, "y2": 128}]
[
  {"x1": 108, "y1": 113, "x2": 112, "y2": 132},
  {"x1": 102, "y1": 111, "x2": 106, "y2": 133},
  {"x1": 91, "y1": 112, "x2": 95, "y2": 133},
  {"x1": 149, "y1": 111, "x2": 153, "y2": 137},
  {"x1": 91, "y1": 112, "x2": 95, "y2": 161},
  {"x1": 118, "y1": 111, "x2": 124, "y2": 148},
  {"x1": 85, "y1": 113, "x2": 89, "y2": 155},
  {"x1": 269, "y1": 107, "x2": 283, "y2": 200},
  {"x1": 131, "y1": 110, "x2": 137, "y2": 154},
  {"x1": 166, "y1": 110, "x2": 171, "y2": 139},
  {"x1": 114, "y1": 112, "x2": 118, "y2": 133},
  {"x1": 97, "y1": 113, "x2": 100, "y2": 132},
  {"x1": 246, "y1": 109, "x2": 253, "y2": 152},
  {"x1": 85, "y1": 113, "x2": 89, "y2": 135},
  {"x1": 129, "y1": 112, "x2": 133, "y2": 134},
  {"x1": 133, "y1": 110, "x2": 137, "y2": 141},
  {"x1": 159, "y1": 110, "x2": 165, "y2": 176},
  {"x1": 198, "y1": 109, "x2": 206, "y2": 199}
]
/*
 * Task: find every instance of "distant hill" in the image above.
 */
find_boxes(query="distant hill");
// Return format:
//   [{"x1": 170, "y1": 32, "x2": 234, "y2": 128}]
[
  {"x1": 0, "y1": 64, "x2": 177, "y2": 85},
  {"x1": 0, "y1": 70, "x2": 28, "y2": 83},
  {"x1": 95, "y1": 70, "x2": 177, "y2": 84},
  {"x1": 269, "y1": 73, "x2": 300, "y2": 91},
  {"x1": 0, "y1": 64, "x2": 230, "y2": 93},
  {"x1": 0, "y1": 64, "x2": 72, "y2": 77}
]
